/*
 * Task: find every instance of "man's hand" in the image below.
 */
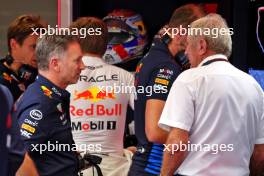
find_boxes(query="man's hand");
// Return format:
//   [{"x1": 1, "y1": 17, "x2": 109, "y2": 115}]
[{"x1": 126, "y1": 146, "x2": 137, "y2": 154}]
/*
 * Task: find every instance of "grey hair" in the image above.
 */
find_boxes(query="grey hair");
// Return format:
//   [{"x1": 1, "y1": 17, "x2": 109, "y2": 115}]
[
  {"x1": 189, "y1": 13, "x2": 232, "y2": 58},
  {"x1": 36, "y1": 35, "x2": 78, "y2": 70}
]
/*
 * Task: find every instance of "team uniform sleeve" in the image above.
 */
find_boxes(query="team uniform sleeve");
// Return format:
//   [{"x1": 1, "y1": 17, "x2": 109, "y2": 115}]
[
  {"x1": 255, "y1": 91, "x2": 264, "y2": 144},
  {"x1": 0, "y1": 77, "x2": 21, "y2": 101},
  {"x1": 17, "y1": 103, "x2": 49, "y2": 152},
  {"x1": 158, "y1": 79, "x2": 195, "y2": 132},
  {"x1": 146, "y1": 66, "x2": 179, "y2": 101}
]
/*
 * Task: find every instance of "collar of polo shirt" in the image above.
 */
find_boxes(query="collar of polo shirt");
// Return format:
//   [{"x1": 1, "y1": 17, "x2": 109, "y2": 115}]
[{"x1": 198, "y1": 54, "x2": 228, "y2": 67}]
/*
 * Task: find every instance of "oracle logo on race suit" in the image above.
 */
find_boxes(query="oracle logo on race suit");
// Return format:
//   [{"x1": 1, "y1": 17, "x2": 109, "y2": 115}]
[
  {"x1": 79, "y1": 74, "x2": 118, "y2": 82},
  {"x1": 70, "y1": 104, "x2": 122, "y2": 117},
  {"x1": 71, "y1": 121, "x2": 117, "y2": 131}
]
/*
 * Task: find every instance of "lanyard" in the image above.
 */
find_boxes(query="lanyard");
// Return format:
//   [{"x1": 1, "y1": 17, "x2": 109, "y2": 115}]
[{"x1": 201, "y1": 58, "x2": 229, "y2": 66}]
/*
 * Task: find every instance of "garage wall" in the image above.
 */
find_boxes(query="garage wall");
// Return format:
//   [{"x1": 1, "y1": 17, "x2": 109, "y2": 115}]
[{"x1": 0, "y1": 0, "x2": 58, "y2": 56}]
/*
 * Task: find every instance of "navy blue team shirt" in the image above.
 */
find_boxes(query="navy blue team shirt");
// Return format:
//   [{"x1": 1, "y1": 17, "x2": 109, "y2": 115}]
[
  {"x1": 130, "y1": 39, "x2": 182, "y2": 175},
  {"x1": 0, "y1": 85, "x2": 13, "y2": 176},
  {"x1": 15, "y1": 75, "x2": 78, "y2": 176},
  {"x1": 0, "y1": 59, "x2": 24, "y2": 102}
]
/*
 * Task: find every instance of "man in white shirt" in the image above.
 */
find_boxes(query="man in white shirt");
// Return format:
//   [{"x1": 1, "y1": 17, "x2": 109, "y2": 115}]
[
  {"x1": 158, "y1": 14, "x2": 264, "y2": 176},
  {"x1": 67, "y1": 17, "x2": 134, "y2": 176}
]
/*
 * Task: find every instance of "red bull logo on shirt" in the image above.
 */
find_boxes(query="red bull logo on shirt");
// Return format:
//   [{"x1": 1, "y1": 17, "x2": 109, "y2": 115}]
[
  {"x1": 74, "y1": 87, "x2": 115, "y2": 103},
  {"x1": 41, "y1": 86, "x2": 52, "y2": 98},
  {"x1": 70, "y1": 104, "x2": 122, "y2": 117}
]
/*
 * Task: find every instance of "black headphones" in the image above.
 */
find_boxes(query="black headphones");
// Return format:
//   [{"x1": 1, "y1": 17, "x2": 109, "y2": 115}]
[
  {"x1": 5, "y1": 54, "x2": 14, "y2": 66},
  {"x1": 3, "y1": 55, "x2": 38, "y2": 86},
  {"x1": 161, "y1": 33, "x2": 190, "y2": 70}
]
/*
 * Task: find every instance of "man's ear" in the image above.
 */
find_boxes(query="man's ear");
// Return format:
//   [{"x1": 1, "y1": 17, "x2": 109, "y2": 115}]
[
  {"x1": 49, "y1": 57, "x2": 60, "y2": 72},
  {"x1": 171, "y1": 34, "x2": 187, "y2": 50},
  {"x1": 171, "y1": 34, "x2": 180, "y2": 44},
  {"x1": 198, "y1": 38, "x2": 207, "y2": 55},
  {"x1": 10, "y1": 38, "x2": 19, "y2": 51}
]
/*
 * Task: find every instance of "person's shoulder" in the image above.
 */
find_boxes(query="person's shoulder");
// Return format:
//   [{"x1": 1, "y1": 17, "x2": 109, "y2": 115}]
[
  {"x1": 176, "y1": 67, "x2": 203, "y2": 83},
  {"x1": 22, "y1": 82, "x2": 40, "y2": 97},
  {"x1": 145, "y1": 40, "x2": 172, "y2": 57},
  {"x1": 0, "y1": 84, "x2": 13, "y2": 110},
  {"x1": 142, "y1": 51, "x2": 171, "y2": 66},
  {"x1": 0, "y1": 84, "x2": 12, "y2": 99},
  {"x1": 144, "y1": 49, "x2": 181, "y2": 73},
  {"x1": 0, "y1": 75, "x2": 13, "y2": 89},
  {"x1": 20, "y1": 82, "x2": 54, "y2": 106},
  {"x1": 105, "y1": 64, "x2": 133, "y2": 77},
  {"x1": 153, "y1": 62, "x2": 182, "y2": 79},
  {"x1": 140, "y1": 55, "x2": 180, "y2": 73},
  {"x1": 16, "y1": 86, "x2": 57, "y2": 120},
  {"x1": 230, "y1": 66, "x2": 262, "y2": 85},
  {"x1": 237, "y1": 69, "x2": 264, "y2": 93}
]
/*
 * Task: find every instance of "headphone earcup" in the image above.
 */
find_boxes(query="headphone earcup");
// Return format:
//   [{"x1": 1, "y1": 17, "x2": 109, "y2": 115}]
[
  {"x1": 161, "y1": 34, "x2": 172, "y2": 45},
  {"x1": 5, "y1": 55, "x2": 14, "y2": 65}
]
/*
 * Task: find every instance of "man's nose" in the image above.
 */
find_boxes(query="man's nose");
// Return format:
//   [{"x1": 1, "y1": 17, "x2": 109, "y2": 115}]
[{"x1": 80, "y1": 60, "x2": 85, "y2": 70}]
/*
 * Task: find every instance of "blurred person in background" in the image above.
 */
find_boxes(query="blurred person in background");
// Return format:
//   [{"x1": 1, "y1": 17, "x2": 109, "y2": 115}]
[{"x1": 0, "y1": 15, "x2": 45, "y2": 176}]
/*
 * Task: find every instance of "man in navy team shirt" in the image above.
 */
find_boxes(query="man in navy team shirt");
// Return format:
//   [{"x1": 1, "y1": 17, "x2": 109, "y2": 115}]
[
  {"x1": 129, "y1": 4, "x2": 205, "y2": 175},
  {"x1": 14, "y1": 34, "x2": 85, "y2": 176}
]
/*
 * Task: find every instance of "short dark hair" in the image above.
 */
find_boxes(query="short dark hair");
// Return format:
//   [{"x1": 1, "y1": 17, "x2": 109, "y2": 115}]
[
  {"x1": 7, "y1": 15, "x2": 44, "y2": 52},
  {"x1": 70, "y1": 17, "x2": 108, "y2": 56},
  {"x1": 169, "y1": 4, "x2": 206, "y2": 28},
  {"x1": 36, "y1": 35, "x2": 79, "y2": 70}
]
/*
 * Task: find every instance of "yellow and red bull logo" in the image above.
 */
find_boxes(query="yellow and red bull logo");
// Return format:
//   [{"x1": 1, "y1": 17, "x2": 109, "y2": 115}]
[
  {"x1": 74, "y1": 87, "x2": 115, "y2": 103},
  {"x1": 135, "y1": 63, "x2": 143, "y2": 73},
  {"x1": 41, "y1": 86, "x2": 52, "y2": 98},
  {"x1": 3, "y1": 72, "x2": 13, "y2": 82}
]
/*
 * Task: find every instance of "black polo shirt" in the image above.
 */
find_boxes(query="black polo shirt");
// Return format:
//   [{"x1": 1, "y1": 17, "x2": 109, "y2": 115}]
[
  {"x1": 15, "y1": 75, "x2": 78, "y2": 176},
  {"x1": 130, "y1": 39, "x2": 182, "y2": 175}
]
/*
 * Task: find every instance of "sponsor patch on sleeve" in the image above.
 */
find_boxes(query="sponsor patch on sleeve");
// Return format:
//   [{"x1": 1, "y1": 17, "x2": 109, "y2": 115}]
[
  {"x1": 29, "y1": 109, "x2": 43, "y2": 120},
  {"x1": 20, "y1": 129, "x2": 33, "y2": 138},
  {"x1": 41, "y1": 86, "x2": 53, "y2": 98},
  {"x1": 21, "y1": 123, "x2": 36, "y2": 133},
  {"x1": 154, "y1": 78, "x2": 169, "y2": 86}
]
